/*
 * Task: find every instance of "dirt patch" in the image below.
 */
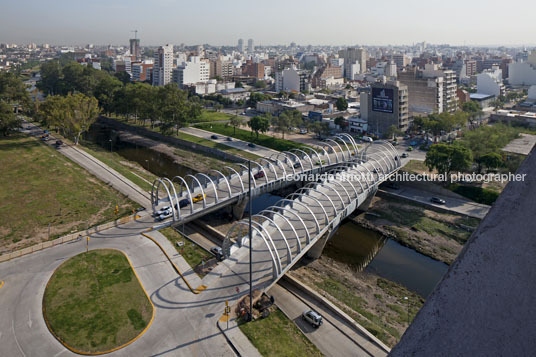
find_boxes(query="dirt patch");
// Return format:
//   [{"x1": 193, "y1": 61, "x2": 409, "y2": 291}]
[
  {"x1": 289, "y1": 255, "x2": 423, "y2": 347},
  {"x1": 352, "y1": 196, "x2": 480, "y2": 264}
]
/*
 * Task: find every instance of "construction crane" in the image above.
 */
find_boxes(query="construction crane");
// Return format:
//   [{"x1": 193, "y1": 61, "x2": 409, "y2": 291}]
[{"x1": 131, "y1": 30, "x2": 138, "y2": 40}]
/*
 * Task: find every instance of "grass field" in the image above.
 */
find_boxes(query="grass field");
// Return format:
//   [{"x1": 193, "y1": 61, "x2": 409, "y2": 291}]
[
  {"x1": 239, "y1": 308, "x2": 322, "y2": 357},
  {"x1": 192, "y1": 110, "x2": 233, "y2": 123},
  {"x1": 175, "y1": 131, "x2": 261, "y2": 161},
  {"x1": 43, "y1": 249, "x2": 153, "y2": 353},
  {"x1": 0, "y1": 134, "x2": 136, "y2": 253},
  {"x1": 160, "y1": 227, "x2": 212, "y2": 275},
  {"x1": 194, "y1": 123, "x2": 309, "y2": 152}
]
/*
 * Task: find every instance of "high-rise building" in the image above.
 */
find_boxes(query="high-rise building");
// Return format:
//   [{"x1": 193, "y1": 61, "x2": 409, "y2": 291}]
[
  {"x1": 242, "y1": 60, "x2": 264, "y2": 79},
  {"x1": 248, "y1": 39, "x2": 254, "y2": 53},
  {"x1": 129, "y1": 38, "x2": 141, "y2": 61},
  {"x1": 365, "y1": 80, "x2": 410, "y2": 136},
  {"x1": 338, "y1": 47, "x2": 367, "y2": 79},
  {"x1": 210, "y1": 59, "x2": 234, "y2": 79},
  {"x1": 391, "y1": 54, "x2": 410, "y2": 69},
  {"x1": 152, "y1": 44, "x2": 174, "y2": 86},
  {"x1": 237, "y1": 39, "x2": 244, "y2": 52}
]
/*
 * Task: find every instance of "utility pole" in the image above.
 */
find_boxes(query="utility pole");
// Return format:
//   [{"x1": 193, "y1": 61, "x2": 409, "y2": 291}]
[{"x1": 248, "y1": 160, "x2": 253, "y2": 321}]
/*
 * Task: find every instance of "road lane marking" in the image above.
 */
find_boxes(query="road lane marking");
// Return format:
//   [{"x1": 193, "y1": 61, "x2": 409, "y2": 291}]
[{"x1": 11, "y1": 320, "x2": 27, "y2": 357}]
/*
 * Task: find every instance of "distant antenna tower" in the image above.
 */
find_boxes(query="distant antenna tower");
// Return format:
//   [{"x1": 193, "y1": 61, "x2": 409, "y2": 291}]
[{"x1": 131, "y1": 30, "x2": 138, "y2": 40}]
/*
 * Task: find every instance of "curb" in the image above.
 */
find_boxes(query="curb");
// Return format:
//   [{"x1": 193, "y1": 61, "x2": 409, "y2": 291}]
[
  {"x1": 216, "y1": 320, "x2": 241, "y2": 357},
  {"x1": 281, "y1": 274, "x2": 391, "y2": 354},
  {"x1": 42, "y1": 248, "x2": 155, "y2": 355},
  {"x1": 141, "y1": 230, "x2": 205, "y2": 294}
]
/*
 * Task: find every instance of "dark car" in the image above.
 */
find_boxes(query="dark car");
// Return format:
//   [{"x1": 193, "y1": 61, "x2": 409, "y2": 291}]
[
  {"x1": 248, "y1": 143, "x2": 256, "y2": 148},
  {"x1": 210, "y1": 135, "x2": 218, "y2": 140},
  {"x1": 430, "y1": 197, "x2": 446, "y2": 205},
  {"x1": 55, "y1": 140, "x2": 63, "y2": 147},
  {"x1": 174, "y1": 199, "x2": 190, "y2": 209},
  {"x1": 293, "y1": 162, "x2": 301, "y2": 169},
  {"x1": 254, "y1": 171, "x2": 265, "y2": 179},
  {"x1": 226, "y1": 137, "x2": 233, "y2": 141}
]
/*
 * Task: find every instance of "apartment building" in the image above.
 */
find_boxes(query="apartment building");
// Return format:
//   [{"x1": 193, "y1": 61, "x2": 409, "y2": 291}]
[
  {"x1": 152, "y1": 44, "x2": 173, "y2": 86},
  {"x1": 338, "y1": 47, "x2": 367, "y2": 79},
  {"x1": 172, "y1": 56, "x2": 210, "y2": 88},
  {"x1": 477, "y1": 65, "x2": 505, "y2": 97},
  {"x1": 275, "y1": 65, "x2": 310, "y2": 92},
  {"x1": 365, "y1": 80, "x2": 410, "y2": 136}
]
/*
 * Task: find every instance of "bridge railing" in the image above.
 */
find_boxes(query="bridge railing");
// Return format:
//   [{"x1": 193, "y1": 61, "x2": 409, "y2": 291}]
[
  {"x1": 149, "y1": 134, "x2": 362, "y2": 221},
  {"x1": 221, "y1": 141, "x2": 400, "y2": 287}
]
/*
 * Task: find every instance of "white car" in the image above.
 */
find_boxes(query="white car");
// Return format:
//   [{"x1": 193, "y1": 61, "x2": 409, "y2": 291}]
[
  {"x1": 154, "y1": 206, "x2": 171, "y2": 216},
  {"x1": 302, "y1": 310, "x2": 323, "y2": 328},
  {"x1": 157, "y1": 211, "x2": 173, "y2": 221}
]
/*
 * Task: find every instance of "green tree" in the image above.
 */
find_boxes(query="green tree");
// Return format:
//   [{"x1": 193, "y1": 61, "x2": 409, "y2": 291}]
[
  {"x1": 272, "y1": 112, "x2": 291, "y2": 139},
  {"x1": 334, "y1": 116, "x2": 345, "y2": 129},
  {"x1": 425, "y1": 143, "x2": 473, "y2": 180},
  {"x1": 39, "y1": 95, "x2": 70, "y2": 129},
  {"x1": 309, "y1": 121, "x2": 330, "y2": 139},
  {"x1": 0, "y1": 101, "x2": 22, "y2": 136},
  {"x1": 335, "y1": 97, "x2": 348, "y2": 111},
  {"x1": 66, "y1": 94, "x2": 101, "y2": 145},
  {"x1": 386, "y1": 124, "x2": 402, "y2": 140},
  {"x1": 0, "y1": 72, "x2": 31, "y2": 110},
  {"x1": 37, "y1": 61, "x2": 63, "y2": 95},
  {"x1": 254, "y1": 80, "x2": 267, "y2": 89},
  {"x1": 248, "y1": 115, "x2": 270, "y2": 139},
  {"x1": 158, "y1": 84, "x2": 191, "y2": 135},
  {"x1": 478, "y1": 152, "x2": 503, "y2": 172},
  {"x1": 94, "y1": 75, "x2": 123, "y2": 115},
  {"x1": 228, "y1": 115, "x2": 243, "y2": 135}
]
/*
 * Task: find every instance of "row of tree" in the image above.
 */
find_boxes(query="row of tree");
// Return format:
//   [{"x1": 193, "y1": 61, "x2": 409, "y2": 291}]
[
  {"x1": 36, "y1": 60, "x2": 203, "y2": 139},
  {"x1": 0, "y1": 72, "x2": 30, "y2": 136}
]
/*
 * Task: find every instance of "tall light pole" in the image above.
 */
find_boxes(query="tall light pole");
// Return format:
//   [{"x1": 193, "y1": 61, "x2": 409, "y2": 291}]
[
  {"x1": 109, "y1": 139, "x2": 112, "y2": 153},
  {"x1": 248, "y1": 160, "x2": 253, "y2": 321},
  {"x1": 404, "y1": 296, "x2": 409, "y2": 324}
]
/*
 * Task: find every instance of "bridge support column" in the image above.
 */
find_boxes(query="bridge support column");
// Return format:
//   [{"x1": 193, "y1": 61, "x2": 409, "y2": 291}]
[
  {"x1": 306, "y1": 226, "x2": 338, "y2": 260},
  {"x1": 231, "y1": 197, "x2": 249, "y2": 220},
  {"x1": 357, "y1": 187, "x2": 378, "y2": 212}
]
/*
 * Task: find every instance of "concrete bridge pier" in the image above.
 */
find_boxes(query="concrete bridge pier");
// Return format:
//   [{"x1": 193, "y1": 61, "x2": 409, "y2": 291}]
[
  {"x1": 357, "y1": 187, "x2": 378, "y2": 213},
  {"x1": 306, "y1": 226, "x2": 338, "y2": 260},
  {"x1": 231, "y1": 196, "x2": 249, "y2": 220}
]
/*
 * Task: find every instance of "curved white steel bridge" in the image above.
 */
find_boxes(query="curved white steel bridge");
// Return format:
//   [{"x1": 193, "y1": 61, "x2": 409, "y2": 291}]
[
  {"x1": 220, "y1": 141, "x2": 401, "y2": 291},
  {"x1": 151, "y1": 133, "x2": 366, "y2": 223}
]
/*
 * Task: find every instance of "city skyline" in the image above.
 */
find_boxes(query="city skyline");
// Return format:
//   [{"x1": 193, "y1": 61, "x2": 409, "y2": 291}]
[{"x1": 1, "y1": 0, "x2": 535, "y2": 47}]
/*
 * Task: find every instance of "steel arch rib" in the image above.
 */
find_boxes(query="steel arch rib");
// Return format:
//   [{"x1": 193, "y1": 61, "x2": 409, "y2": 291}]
[
  {"x1": 287, "y1": 192, "x2": 329, "y2": 225},
  {"x1": 266, "y1": 205, "x2": 310, "y2": 245},
  {"x1": 274, "y1": 199, "x2": 320, "y2": 238},
  {"x1": 186, "y1": 174, "x2": 207, "y2": 209},
  {"x1": 155, "y1": 178, "x2": 177, "y2": 221},
  {"x1": 251, "y1": 161, "x2": 269, "y2": 185},
  {"x1": 237, "y1": 163, "x2": 256, "y2": 188},
  {"x1": 161, "y1": 177, "x2": 179, "y2": 220},
  {"x1": 295, "y1": 187, "x2": 338, "y2": 217},
  {"x1": 318, "y1": 181, "x2": 349, "y2": 207},
  {"x1": 195, "y1": 172, "x2": 219, "y2": 204},
  {"x1": 367, "y1": 151, "x2": 390, "y2": 176},
  {"x1": 334, "y1": 136, "x2": 352, "y2": 160},
  {"x1": 325, "y1": 139, "x2": 343, "y2": 162},
  {"x1": 291, "y1": 149, "x2": 313, "y2": 169},
  {"x1": 271, "y1": 158, "x2": 289, "y2": 178},
  {"x1": 171, "y1": 176, "x2": 194, "y2": 214},
  {"x1": 224, "y1": 166, "x2": 245, "y2": 193},
  {"x1": 342, "y1": 167, "x2": 366, "y2": 194},
  {"x1": 208, "y1": 169, "x2": 232, "y2": 198},
  {"x1": 253, "y1": 215, "x2": 293, "y2": 265},
  {"x1": 368, "y1": 156, "x2": 386, "y2": 177},
  {"x1": 305, "y1": 181, "x2": 347, "y2": 209},
  {"x1": 339, "y1": 133, "x2": 359, "y2": 155},
  {"x1": 261, "y1": 209, "x2": 302, "y2": 254},
  {"x1": 250, "y1": 220, "x2": 283, "y2": 275},
  {"x1": 305, "y1": 147, "x2": 323, "y2": 168},
  {"x1": 282, "y1": 151, "x2": 300, "y2": 174},
  {"x1": 315, "y1": 145, "x2": 332, "y2": 165},
  {"x1": 227, "y1": 222, "x2": 279, "y2": 277},
  {"x1": 259, "y1": 158, "x2": 279, "y2": 181}
]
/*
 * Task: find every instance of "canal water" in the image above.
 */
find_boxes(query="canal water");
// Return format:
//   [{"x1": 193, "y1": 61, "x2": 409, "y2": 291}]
[
  {"x1": 84, "y1": 125, "x2": 196, "y2": 178},
  {"x1": 324, "y1": 221, "x2": 448, "y2": 298}
]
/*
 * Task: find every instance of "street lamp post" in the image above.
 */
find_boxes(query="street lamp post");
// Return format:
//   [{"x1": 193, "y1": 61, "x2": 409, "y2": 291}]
[
  {"x1": 248, "y1": 160, "x2": 253, "y2": 321},
  {"x1": 109, "y1": 139, "x2": 112, "y2": 153},
  {"x1": 404, "y1": 296, "x2": 409, "y2": 324}
]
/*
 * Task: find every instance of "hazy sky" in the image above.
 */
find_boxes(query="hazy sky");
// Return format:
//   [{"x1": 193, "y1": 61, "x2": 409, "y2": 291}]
[{"x1": 1, "y1": 0, "x2": 535, "y2": 46}]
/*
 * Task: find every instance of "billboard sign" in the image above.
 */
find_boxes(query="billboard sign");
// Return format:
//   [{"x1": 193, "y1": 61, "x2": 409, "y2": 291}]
[{"x1": 372, "y1": 88, "x2": 394, "y2": 113}]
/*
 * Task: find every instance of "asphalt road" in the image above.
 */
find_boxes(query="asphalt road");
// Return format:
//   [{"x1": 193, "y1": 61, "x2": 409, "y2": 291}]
[
  {"x1": 270, "y1": 283, "x2": 388, "y2": 357},
  {"x1": 182, "y1": 126, "x2": 278, "y2": 158},
  {"x1": 380, "y1": 185, "x2": 490, "y2": 219}
]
